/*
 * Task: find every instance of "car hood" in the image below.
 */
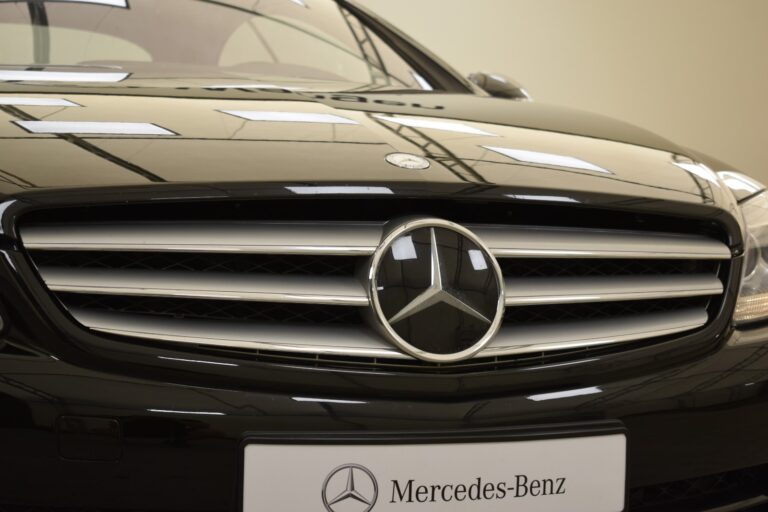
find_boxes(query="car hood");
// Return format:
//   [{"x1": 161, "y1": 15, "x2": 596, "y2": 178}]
[{"x1": 0, "y1": 73, "x2": 737, "y2": 216}]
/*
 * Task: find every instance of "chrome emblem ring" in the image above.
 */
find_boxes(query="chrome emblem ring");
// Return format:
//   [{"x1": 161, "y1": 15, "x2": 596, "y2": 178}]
[{"x1": 369, "y1": 218, "x2": 505, "y2": 363}]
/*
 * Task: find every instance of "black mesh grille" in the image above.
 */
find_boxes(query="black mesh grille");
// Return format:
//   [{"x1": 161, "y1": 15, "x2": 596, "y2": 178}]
[
  {"x1": 505, "y1": 297, "x2": 709, "y2": 324},
  {"x1": 30, "y1": 251, "x2": 361, "y2": 277},
  {"x1": 57, "y1": 293, "x2": 708, "y2": 328},
  {"x1": 629, "y1": 465, "x2": 768, "y2": 511},
  {"x1": 499, "y1": 258, "x2": 718, "y2": 278},
  {"x1": 31, "y1": 250, "x2": 720, "y2": 330},
  {"x1": 60, "y1": 294, "x2": 363, "y2": 325}
]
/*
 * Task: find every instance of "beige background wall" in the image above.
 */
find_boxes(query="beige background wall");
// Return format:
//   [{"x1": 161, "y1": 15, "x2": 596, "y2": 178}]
[{"x1": 359, "y1": 0, "x2": 768, "y2": 181}]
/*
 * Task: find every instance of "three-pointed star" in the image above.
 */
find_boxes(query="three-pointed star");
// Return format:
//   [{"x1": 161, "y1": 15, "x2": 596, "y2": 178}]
[
  {"x1": 328, "y1": 467, "x2": 373, "y2": 508},
  {"x1": 388, "y1": 228, "x2": 492, "y2": 325}
]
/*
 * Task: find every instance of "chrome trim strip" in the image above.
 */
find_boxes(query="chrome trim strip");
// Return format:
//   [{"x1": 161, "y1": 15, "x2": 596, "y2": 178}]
[
  {"x1": 484, "y1": 309, "x2": 707, "y2": 357},
  {"x1": 41, "y1": 266, "x2": 720, "y2": 309},
  {"x1": 40, "y1": 268, "x2": 369, "y2": 306},
  {"x1": 22, "y1": 222, "x2": 731, "y2": 260},
  {"x1": 22, "y1": 222, "x2": 385, "y2": 255},
  {"x1": 69, "y1": 308, "x2": 707, "y2": 361},
  {"x1": 505, "y1": 275, "x2": 723, "y2": 306},
  {"x1": 71, "y1": 308, "x2": 402, "y2": 358},
  {"x1": 472, "y1": 225, "x2": 732, "y2": 260}
]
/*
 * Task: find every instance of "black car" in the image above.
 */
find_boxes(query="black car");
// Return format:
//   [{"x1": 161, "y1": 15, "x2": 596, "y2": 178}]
[{"x1": 0, "y1": 1, "x2": 767, "y2": 511}]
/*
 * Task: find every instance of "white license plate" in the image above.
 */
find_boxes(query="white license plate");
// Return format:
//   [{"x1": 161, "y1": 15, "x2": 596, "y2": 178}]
[{"x1": 242, "y1": 431, "x2": 627, "y2": 512}]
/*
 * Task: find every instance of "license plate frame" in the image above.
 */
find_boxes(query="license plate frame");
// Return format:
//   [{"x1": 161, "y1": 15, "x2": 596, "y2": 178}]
[{"x1": 239, "y1": 421, "x2": 628, "y2": 512}]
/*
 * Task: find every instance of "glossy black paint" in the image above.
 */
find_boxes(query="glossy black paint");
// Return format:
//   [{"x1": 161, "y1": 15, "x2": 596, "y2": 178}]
[
  {"x1": 2, "y1": 321, "x2": 768, "y2": 510},
  {"x1": 0, "y1": 0, "x2": 766, "y2": 510},
  {"x1": 0, "y1": 88, "x2": 737, "y2": 200}
]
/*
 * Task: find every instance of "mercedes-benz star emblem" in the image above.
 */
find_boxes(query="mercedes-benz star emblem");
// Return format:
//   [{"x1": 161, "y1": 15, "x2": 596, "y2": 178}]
[
  {"x1": 385, "y1": 152, "x2": 431, "y2": 170},
  {"x1": 322, "y1": 464, "x2": 378, "y2": 512},
  {"x1": 369, "y1": 218, "x2": 505, "y2": 363}
]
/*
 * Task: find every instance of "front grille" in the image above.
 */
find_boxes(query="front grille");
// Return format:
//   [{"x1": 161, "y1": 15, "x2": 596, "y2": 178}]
[{"x1": 20, "y1": 216, "x2": 731, "y2": 371}]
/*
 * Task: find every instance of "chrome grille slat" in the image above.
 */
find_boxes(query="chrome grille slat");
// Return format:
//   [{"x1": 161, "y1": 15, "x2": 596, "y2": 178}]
[
  {"x1": 40, "y1": 267, "x2": 721, "y2": 308},
  {"x1": 68, "y1": 307, "x2": 707, "y2": 361},
  {"x1": 22, "y1": 222, "x2": 385, "y2": 255},
  {"x1": 471, "y1": 225, "x2": 731, "y2": 260},
  {"x1": 39, "y1": 268, "x2": 369, "y2": 306},
  {"x1": 504, "y1": 275, "x2": 723, "y2": 306},
  {"x1": 23, "y1": 222, "x2": 731, "y2": 260},
  {"x1": 71, "y1": 308, "x2": 400, "y2": 358},
  {"x1": 485, "y1": 309, "x2": 708, "y2": 357}
]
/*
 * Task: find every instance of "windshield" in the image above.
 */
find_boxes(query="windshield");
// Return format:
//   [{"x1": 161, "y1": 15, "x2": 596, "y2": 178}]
[{"x1": 0, "y1": 0, "x2": 436, "y2": 91}]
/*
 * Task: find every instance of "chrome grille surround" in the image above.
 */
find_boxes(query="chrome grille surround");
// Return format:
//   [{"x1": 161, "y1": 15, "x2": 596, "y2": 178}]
[{"x1": 21, "y1": 220, "x2": 732, "y2": 367}]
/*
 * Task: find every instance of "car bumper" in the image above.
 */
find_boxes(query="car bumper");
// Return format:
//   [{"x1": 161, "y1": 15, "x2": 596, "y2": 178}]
[{"x1": 1, "y1": 327, "x2": 768, "y2": 511}]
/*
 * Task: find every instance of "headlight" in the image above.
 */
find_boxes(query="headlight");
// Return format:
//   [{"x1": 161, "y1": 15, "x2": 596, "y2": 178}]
[{"x1": 734, "y1": 188, "x2": 768, "y2": 324}]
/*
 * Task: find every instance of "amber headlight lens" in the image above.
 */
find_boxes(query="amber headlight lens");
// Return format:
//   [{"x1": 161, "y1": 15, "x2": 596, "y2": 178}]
[{"x1": 735, "y1": 191, "x2": 768, "y2": 324}]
